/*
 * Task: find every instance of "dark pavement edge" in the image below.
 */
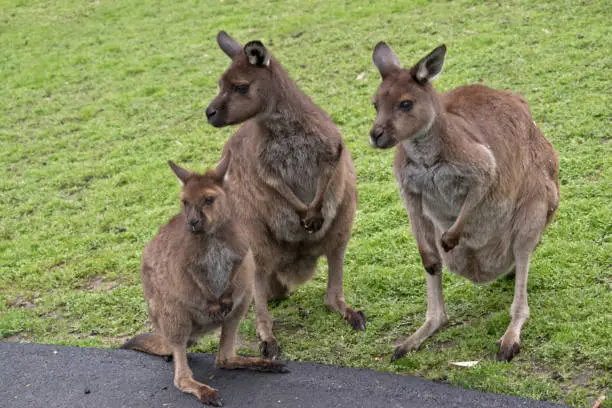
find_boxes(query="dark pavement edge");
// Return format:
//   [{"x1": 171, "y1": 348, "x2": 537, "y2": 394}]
[{"x1": 0, "y1": 342, "x2": 568, "y2": 408}]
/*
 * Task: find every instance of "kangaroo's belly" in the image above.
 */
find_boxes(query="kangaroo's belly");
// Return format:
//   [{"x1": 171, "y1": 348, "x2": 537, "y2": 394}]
[
  {"x1": 253, "y1": 187, "x2": 340, "y2": 243},
  {"x1": 400, "y1": 159, "x2": 515, "y2": 245},
  {"x1": 440, "y1": 238, "x2": 516, "y2": 283},
  {"x1": 229, "y1": 146, "x2": 351, "y2": 245},
  {"x1": 421, "y1": 196, "x2": 517, "y2": 280},
  {"x1": 247, "y1": 164, "x2": 349, "y2": 244},
  {"x1": 423, "y1": 196, "x2": 515, "y2": 245},
  {"x1": 424, "y1": 201, "x2": 517, "y2": 283},
  {"x1": 188, "y1": 290, "x2": 251, "y2": 337},
  {"x1": 402, "y1": 162, "x2": 518, "y2": 281}
]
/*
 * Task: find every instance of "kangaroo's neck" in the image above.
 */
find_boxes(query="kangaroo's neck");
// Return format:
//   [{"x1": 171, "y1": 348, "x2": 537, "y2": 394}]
[
  {"x1": 401, "y1": 90, "x2": 455, "y2": 165},
  {"x1": 259, "y1": 63, "x2": 324, "y2": 139},
  {"x1": 401, "y1": 116, "x2": 446, "y2": 166}
]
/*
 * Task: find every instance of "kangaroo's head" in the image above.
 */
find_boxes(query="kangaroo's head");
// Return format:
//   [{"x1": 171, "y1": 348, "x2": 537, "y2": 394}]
[
  {"x1": 370, "y1": 43, "x2": 447, "y2": 148},
  {"x1": 168, "y1": 152, "x2": 231, "y2": 235},
  {"x1": 206, "y1": 31, "x2": 280, "y2": 127}
]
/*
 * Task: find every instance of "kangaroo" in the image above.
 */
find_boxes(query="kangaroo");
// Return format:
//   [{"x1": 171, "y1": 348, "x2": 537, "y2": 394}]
[
  {"x1": 370, "y1": 42, "x2": 559, "y2": 362},
  {"x1": 204, "y1": 31, "x2": 365, "y2": 359},
  {"x1": 121, "y1": 155, "x2": 287, "y2": 407}
]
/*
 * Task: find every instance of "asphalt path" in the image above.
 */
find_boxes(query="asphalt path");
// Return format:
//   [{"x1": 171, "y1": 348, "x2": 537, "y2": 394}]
[{"x1": 0, "y1": 342, "x2": 568, "y2": 408}]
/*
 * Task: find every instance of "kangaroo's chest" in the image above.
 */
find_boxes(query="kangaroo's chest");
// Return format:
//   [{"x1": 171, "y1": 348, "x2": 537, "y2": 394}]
[
  {"x1": 399, "y1": 161, "x2": 470, "y2": 218},
  {"x1": 196, "y1": 239, "x2": 241, "y2": 298},
  {"x1": 399, "y1": 159, "x2": 515, "y2": 248},
  {"x1": 260, "y1": 136, "x2": 326, "y2": 203}
]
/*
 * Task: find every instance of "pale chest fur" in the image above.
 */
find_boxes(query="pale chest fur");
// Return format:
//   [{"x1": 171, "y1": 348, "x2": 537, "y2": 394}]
[
  {"x1": 196, "y1": 237, "x2": 242, "y2": 298},
  {"x1": 396, "y1": 141, "x2": 471, "y2": 224},
  {"x1": 396, "y1": 140, "x2": 514, "y2": 251},
  {"x1": 259, "y1": 133, "x2": 328, "y2": 204}
]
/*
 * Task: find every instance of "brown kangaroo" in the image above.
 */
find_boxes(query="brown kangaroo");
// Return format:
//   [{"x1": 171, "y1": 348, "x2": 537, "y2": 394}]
[
  {"x1": 370, "y1": 42, "x2": 559, "y2": 362},
  {"x1": 121, "y1": 155, "x2": 287, "y2": 406},
  {"x1": 204, "y1": 31, "x2": 365, "y2": 359}
]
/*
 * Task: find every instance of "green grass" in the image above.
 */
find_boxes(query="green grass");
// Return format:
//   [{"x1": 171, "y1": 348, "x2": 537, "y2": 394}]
[{"x1": 1, "y1": 0, "x2": 610, "y2": 406}]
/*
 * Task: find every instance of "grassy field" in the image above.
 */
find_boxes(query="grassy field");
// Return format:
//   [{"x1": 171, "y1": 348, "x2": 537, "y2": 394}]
[{"x1": 1, "y1": 0, "x2": 610, "y2": 406}]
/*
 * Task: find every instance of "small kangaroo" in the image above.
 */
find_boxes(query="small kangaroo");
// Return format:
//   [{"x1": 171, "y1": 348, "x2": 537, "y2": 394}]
[
  {"x1": 370, "y1": 43, "x2": 559, "y2": 362},
  {"x1": 121, "y1": 155, "x2": 287, "y2": 407},
  {"x1": 205, "y1": 31, "x2": 365, "y2": 359}
]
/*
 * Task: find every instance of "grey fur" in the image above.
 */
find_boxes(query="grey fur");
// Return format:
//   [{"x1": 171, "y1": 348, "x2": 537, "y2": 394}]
[{"x1": 197, "y1": 237, "x2": 243, "y2": 298}]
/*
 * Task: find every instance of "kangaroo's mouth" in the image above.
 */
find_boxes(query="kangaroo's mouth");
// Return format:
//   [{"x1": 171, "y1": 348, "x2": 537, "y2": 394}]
[
  {"x1": 188, "y1": 224, "x2": 205, "y2": 235},
  {"x1": 206, "y1": 105, "x2": 228, "y2": 128},
  {"x1": 370, "y1": 132, "x2": 397, "y2": 149},
  {"x1": 207, "y1": 116, "x2": 227, "y2": 128}
]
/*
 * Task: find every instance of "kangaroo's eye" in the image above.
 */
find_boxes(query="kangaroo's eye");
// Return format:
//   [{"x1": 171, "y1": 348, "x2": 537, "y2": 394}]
[
  {"x1": 232, "y1": 84, "x2": 249, "y2": 95},
  {"x1": 373, "y1": 101, "x2": 378, "y2": 111},
  {"x1": 182, "y1": 200, "x2": 188, "y2": 207},
  {"x1": 399, "y1": 100, "x2": 414, "y2": 112},
  {"x1": 204, "y1": 196, "x2": 215, "y2": 206}
]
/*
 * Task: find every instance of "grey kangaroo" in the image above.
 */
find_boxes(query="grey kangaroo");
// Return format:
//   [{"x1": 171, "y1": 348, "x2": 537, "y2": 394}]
[
  {"x1": 370, "y1": 42, "x2": 559, "y2": 362},
  {"x1": 205, "y1": 31, "x2": 365, "y2": 359},
  {"x1": 122, "y1": 156, "x2": 287, "y2": 406}
]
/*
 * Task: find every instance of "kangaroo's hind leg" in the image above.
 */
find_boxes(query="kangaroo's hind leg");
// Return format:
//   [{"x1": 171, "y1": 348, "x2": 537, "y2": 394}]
[
  {"x1": 254, "y1": 266, "x2": 283, "y2": 360},
  {"x1": 324, "y1": 196, "x2": 366, "y2": 331},
  {"x1": 171, "y1": 341, "x2": 222, "y2": 406},
  {"x1": 496, "y1": 202, "x2": 548, "y2": 362},
  {"x1": 392, "y1": 192, "x2": 448, "y2": 361},
  {"x1": 216, "y1": 297, "x2": 288, "y2": 373}
]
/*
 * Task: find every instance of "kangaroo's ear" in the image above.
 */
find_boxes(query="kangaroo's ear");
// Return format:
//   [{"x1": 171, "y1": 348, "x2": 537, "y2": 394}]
[
  {"x1": 373, "y1": 42, "x2": 401, "y2": 79},
  {"x1": 413, "y1": 44, "x2": 446, "y2": 84},
  {"x1": 168, "y1": 161, "x2": 192, "y2": 184},
  {"x1": 217, "y1": 30, "x2": 243, "y2": 58},
  {"x1": 244, "y1": 41, "x2": 270, "y2": 67},
  {"x1": 214, "y1": 150, "x2": 231, "y2": 183}
]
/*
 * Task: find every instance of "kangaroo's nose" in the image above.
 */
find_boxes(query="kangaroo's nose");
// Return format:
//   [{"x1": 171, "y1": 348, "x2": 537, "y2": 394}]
[
  {"x1": 206, "y1": 106, "x2": 217, "y2": 120},
  {"x1": 189, "y1": 219, "x2": 200, "y2": 227},
  {"x1": 370, "y1": 127, "x2": 384, "y2": 143}
]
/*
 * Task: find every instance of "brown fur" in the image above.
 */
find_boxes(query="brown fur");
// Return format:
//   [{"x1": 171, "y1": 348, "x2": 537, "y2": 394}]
[
  {"x1": 121, "y1": 157, "x2": 287, "y2": 406},
  {"x1": 371, "y1": 43, "x2": 559, "y2": 362},
  {"x1": 205, "y1": 31, "x2": 365, "y2": 359}
]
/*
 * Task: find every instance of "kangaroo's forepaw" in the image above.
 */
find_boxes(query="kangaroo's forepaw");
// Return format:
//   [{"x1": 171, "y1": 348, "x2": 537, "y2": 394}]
[
  {"x1": 440, "y1": 231, "x2": 459, "y2": 252},
  {"x1": 208, "y1": 299, "x2": 233, "y2": 323},
  {"x1": 345, "y1": 309, "x2": 366, "y2": 331},
  {"x1": 300, "y1": 212, "x2": 324, "y2": 233},
  {"x1": 259, "y1": 338, "x2": 282, "y2": 360},
  {"x1": 219, "y1": 297, "x2": 234, "y2": 316},
  {"x1": 207, "y1": 302, "x2": 223, "y2": 323}
]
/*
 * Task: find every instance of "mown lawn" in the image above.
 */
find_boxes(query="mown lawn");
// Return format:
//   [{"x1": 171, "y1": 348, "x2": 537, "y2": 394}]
[{"x1": 1, "y1": 0, "x2": 610, "y2": 406}]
